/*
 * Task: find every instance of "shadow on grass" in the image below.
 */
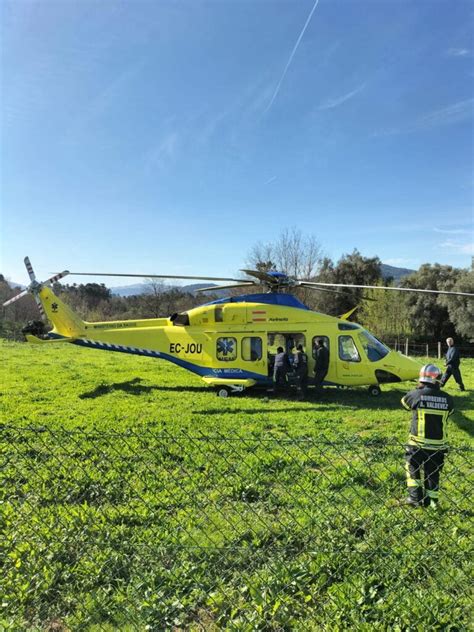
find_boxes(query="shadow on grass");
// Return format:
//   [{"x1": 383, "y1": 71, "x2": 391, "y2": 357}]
[
  {"x1": 78, "y1": 379, "x2": 473, "y2": 437},
  {"x1": 451, "y1": 409, "x2": 474, "y2": 438},
  {"x1": 79, "y1": 378, "x2": 208, "y2": 399},
  {"x1": 194, "y1": 407, "x2": 334, "y2": 415}
]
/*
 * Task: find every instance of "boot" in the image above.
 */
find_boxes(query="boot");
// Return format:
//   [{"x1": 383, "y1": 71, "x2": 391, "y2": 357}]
[{"x1": 404, "y1": 497, "x2": 422, "y2": 508}]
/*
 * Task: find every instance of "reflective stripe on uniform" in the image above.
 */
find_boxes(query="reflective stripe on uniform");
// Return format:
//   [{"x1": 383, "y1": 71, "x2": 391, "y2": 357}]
[
  {"x1": 418, "y1": 409, "x2": 425, "y2": 441},
  {"x1": 405, "y1": 462, "x2": 422, "y2": 487},
  {"x1": 410, "y1": 408, "x2": 449, "y2": 448},
  {"x1": 407, "y1": 438, "x2": 448, "y2": 449},
  {"x1": 401, "y1": 396, "x2": 411, "y2": 410}
]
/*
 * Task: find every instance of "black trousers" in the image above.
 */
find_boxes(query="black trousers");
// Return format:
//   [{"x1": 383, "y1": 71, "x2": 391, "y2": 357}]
[
  {"x1": 295, "y1": 371, "x2": 308, "y2": 397},
  {"x1": 405, "y1": 447, "x2": 446, "y2": 505},
  {"x1": 273, "y1": 367, "x2": 288, "y2": 391},
  {"x1": 314, "y1": 369, "x2": 328, "y2": 389},
  {"x1": 441, "y1": 364, "x2": 465, "y2": 390}
]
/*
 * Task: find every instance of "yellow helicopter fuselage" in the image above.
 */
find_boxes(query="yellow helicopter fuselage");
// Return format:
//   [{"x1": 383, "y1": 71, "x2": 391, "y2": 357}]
[{"x1": 30, "y1": 287, "x2": 420, "y2": 392}]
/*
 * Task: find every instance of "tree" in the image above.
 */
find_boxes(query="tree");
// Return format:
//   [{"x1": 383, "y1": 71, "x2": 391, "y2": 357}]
[
  {"x1": 309, "y1": 250, "x2": 382, "y2": 316},
  {"x1": 400, "y1": 264, "x2": 462, "y2": 340},
  {"x1": 51, "y1": 282, "x2": 112, "y2": 319},
  {"x1": 246, "y1": 227, "x2": 323, "y2": 304},
  {"x1": 438, "y1": 269, "x2": 474, "y2": 339},
  {"x1": 142, "y1": 278, "x2": 166, "y2": 318},
  {"x1": 246, "y1": 227, "x2": 323, "y2": 280},
  {"x1": 358, "y1": 285, "x2": 412, "y2": 344},
  {"x1": 0, "y1": 276, "x2": 42, "y2": 339}
]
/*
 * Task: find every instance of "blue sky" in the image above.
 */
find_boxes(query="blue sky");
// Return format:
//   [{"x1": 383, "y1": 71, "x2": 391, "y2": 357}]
[{"x1": 1, "y1": 0, "x2": 473, "y2": 286}]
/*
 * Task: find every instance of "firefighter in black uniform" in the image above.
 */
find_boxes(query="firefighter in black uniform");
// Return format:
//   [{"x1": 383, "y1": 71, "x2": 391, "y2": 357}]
[
  {"x1": 313, "y1": 338, "x2": 329, "y2": 393},
  {"x1": 293, "y1": 343, "x2": 308, "y2": 399},
  {"x1": 440, "y1": 337, "x2": 465, "y2": 391},
  {"x1": 401, "y1": 364, "x2": 454, "y2": 508}
]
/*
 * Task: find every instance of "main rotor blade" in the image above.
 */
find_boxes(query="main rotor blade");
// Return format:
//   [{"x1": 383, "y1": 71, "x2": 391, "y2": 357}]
[
  {"x1": 65, "y1": 272, "x2": 249, "y2": 283},
  {"x1": 24, "y1": 256, "x2": 36, "y2": 282},
  {"x1": 300, "y1": 281, "x2": 474, "y2": 298},
  {"x1": 196, "y1": 282, "x2": 256, "y2": 293},
  {"x1": 3, "y1": 289, "x2": 29, "y2": 307},
  {"x1": 44, "y1": 270, "x2": 70, "y2": 285},
  {"x1": 298, "y1": 282, "x2": 376, "y2": 301}
]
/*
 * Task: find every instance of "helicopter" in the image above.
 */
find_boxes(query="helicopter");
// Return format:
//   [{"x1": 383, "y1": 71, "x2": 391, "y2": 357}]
[{"x1": 4, "y1": 257, "x2": 473, "y2": 397}]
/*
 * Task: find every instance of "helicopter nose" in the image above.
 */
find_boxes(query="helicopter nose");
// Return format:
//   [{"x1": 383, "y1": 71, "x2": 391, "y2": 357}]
[{"x1": 384, "y1": 351, "x2": 420, "y2": 382}]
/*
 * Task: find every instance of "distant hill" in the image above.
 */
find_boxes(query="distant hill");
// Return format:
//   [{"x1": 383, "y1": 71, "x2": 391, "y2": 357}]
[
  {"x1": 380, "y1": 264, "x2": 415, "y2": 283},
  {"x1": 7, "y1": 280, "x2": 26, "y2": 290},
  {"x1": 110, "y1": 282, "x2": 223, "y2": 297},
  {"x1": 110, "y1": 283, "x2": 151, "y2": 297}
]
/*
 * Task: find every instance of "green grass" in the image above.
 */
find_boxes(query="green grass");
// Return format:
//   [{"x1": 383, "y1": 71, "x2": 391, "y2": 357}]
[{"x1": 1, "y1": 340, "x2": 473, "y2": 630}]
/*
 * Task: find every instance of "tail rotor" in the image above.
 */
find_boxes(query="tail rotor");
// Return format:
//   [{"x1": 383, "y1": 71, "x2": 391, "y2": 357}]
[
  {"x1": 2, "y1": 257, "x2": 69, "y2": 320},
  {"x1": 24, "y1": 256, "x2": 36, "y2": 282},
  {"x1": 23, "y1": 256, "x2": 46, "y2": 318},
  {"x1": 3, "y1": 289, "x2": 30, "y2": 308}
]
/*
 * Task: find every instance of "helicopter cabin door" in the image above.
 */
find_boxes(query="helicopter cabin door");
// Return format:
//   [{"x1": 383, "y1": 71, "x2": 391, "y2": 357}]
[
  {"x1": 311, "y1": 335, "x2": 334, "y2": 383},
  {"x1": 267, "y1": 332, "x2": 306, "y2": 376},
  {"x1": 336, "y1": 333, "x2": 365, "y2": 385}
]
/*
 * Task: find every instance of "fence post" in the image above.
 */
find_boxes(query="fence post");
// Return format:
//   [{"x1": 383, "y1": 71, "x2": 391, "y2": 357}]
[
  {"x1": 426, "y1": 343, "x2": 429, "y2": 357},
  {"x1": 405, "y1": 338, "x2": 409, "y2": 356},
  {"x1": 438, "y1": 341, "x2": 441, "y2": 359}
]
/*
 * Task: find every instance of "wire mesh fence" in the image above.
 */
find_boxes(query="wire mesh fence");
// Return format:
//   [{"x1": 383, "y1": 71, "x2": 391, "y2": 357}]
[{"x1": 1, "y1": 425, "x2": 473, "y2": 630}]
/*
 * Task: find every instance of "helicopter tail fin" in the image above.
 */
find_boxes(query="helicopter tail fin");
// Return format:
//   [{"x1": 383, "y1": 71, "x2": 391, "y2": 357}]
[
  {"x1": 339, "y1": 306, "x2": 359, "y2": 321},
  {"x1": 38, "y1": 286, "x2": 86, "y2": 338}
]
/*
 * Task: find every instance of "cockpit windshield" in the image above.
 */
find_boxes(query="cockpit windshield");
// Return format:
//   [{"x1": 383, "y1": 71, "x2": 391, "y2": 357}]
[{"x1": 358, "y1": 331, "x2": 389, "y2": 362}]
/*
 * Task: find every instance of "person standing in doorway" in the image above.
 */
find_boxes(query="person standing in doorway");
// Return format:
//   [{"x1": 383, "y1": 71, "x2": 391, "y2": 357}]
[
  {"x1": 273, "y1": 346, "x2": 290, "y2": 394},
  {"x1": 293, "y1": 343, "x2": 308, "y2": 399},
  {"x1": 440, "y1": 338, "x2": 465, "y2": 391},
  {"x1": 313, "y1": 338, "x2": 329, "y2": 392}
]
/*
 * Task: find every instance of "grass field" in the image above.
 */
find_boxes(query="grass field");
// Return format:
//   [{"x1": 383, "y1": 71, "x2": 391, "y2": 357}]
[{"x1": 1, "y1": 340, "x2": 473, "y2": 630}]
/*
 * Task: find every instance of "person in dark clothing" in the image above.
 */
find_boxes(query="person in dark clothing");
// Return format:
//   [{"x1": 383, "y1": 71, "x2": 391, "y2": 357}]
[
  {"x1": 401, "y1": 364, "x2": 454, "y2": 508},
  {"x1": 440, "y1": 337, "x2": 465, "y2": 391},
  {"x1": 293, "y1": 343, "x2": 308, "y2": 399},
  {"x1": 313, "y1": 338, "x2": 329, "y2": 392},
  {"x1": 273, "y1": 346, "x2": 290, "y2": 393}
]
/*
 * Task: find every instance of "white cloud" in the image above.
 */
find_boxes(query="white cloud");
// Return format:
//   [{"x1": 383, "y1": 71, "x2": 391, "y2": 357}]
[
  {"x1": 372, "y1": 98, "x2": 474, "y2": 137},
  {"x1": 264, "y1": 176, "x2": 277, "y2": 185},
  {"x1": 318, "y1": 83, "x2": 366, "y2": 110},
  {"x1": 146, "y1": 131, "x2": 180, "y2": 170},
  {"x1": 445, "y1": 48, "x2": 471, "y2": 57},
  {"x1": 440, "y1": 240, "x2": 474, "y2": 255},
  {"x1": 419, "y1": 98, "x2": 474, "y2": 128},
  {"x1": 434, "y1": 227, "x2": 471, "y2": 235}
]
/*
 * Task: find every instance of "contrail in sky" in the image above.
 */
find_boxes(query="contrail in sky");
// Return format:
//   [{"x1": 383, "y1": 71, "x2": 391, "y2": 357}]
[{"x1": 264, "y1": 0, "x2": 321, "y2": 114}]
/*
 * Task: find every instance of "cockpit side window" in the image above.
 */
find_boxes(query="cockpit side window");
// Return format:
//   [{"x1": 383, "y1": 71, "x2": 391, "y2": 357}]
[{"x1": 338, "y1": 335, "x2": 361, "y2": 362}]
